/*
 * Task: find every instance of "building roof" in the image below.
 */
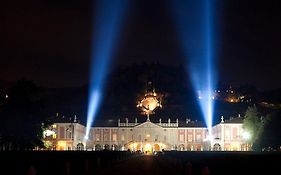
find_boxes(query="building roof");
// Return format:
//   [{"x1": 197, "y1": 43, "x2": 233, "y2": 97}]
[
  {"x1": 224, "y1": 116, "x2": 244, "y2": 124},
  {"x1": 49, "y1": 116, "x2": 74, "y2": 123},
  {"x1": 178, "y1": 120, "x2": 206, "y2": 128},
  {"x1": 92, "y1": 119, "x2": 119, "y2": 127}
]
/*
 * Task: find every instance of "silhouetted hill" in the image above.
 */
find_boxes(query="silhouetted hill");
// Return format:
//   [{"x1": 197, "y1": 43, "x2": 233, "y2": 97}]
[
  {"x1": 260, "y1": 88, "x2": 281, "y2": 103},
  {"x1": 0, "y1": 80, "x2": 14, "y2": 90},
  {"x1": 3, "y1": 64, "x2": 280, "y2": 125}
]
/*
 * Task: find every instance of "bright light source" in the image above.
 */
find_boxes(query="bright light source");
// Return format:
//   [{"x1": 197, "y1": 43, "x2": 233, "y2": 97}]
[
  {"x1": 169, "y1": 0, "x2": 217, "y2": 135},
  {"x1": 5, "y1": 94, "x2": 8, "y2": 99},
  {"x1": 144, "y1": 143, "x2": 152, "y2": 154},
  {"x1": 43, "y1": 129, "x2": 55, "y2": 137},
  {"x1": 204, "y1": 134, "x2": 213, "y2": 142},
  {"x1": 85, "y1": 91, "x2": 100, "y2": 139},
  {"x1": 242, "y1": 131, "x2": 251, "y2": 140},
  {"x1": 85, "y1": 0, "x2": 128, "y2": 140},
  {"x1": 84, "y1": 135, "x2": 89, "y2": 140}
]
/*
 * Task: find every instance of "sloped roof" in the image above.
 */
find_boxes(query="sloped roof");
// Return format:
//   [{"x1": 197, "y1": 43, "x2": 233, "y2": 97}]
[{"x1": 135, "y1": 121, "x2": 163, "y2": 128}]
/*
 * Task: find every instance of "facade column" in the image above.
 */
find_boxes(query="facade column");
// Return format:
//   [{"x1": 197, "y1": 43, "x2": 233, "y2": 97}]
[
  {"x1": 109, "y1": 128, "x2": 112, "y2": 150},
  {"x1": 192, "y1": 129, "x2": 196, "y2": 151}
]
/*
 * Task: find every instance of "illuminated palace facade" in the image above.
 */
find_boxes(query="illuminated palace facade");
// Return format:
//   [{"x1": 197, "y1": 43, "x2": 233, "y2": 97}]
[
  {"x1": 43, "y1": 116, "x2": 249, "y2": 152},
  {"x1": 43, "y1": 85, "x2": 249, "y2": 152}
]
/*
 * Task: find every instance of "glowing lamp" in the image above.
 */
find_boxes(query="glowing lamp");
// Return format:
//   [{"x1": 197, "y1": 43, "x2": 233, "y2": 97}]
[
  {"x1": 242, "y1": 131, "x2": 251, "y2": 140},
  {"x1": 43, "y1": 130, "x2": 55, "y2": 137}
]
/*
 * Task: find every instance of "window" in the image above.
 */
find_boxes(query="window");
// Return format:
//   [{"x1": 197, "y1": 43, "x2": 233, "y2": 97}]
[
  {"x1": 121, "y1": 135, "x2": 125, "y2": 141},
  {"x1": 179, "y1": 134, "x2": 184, "y2": 142},
  {"x1": 188, "y1": 135, "x2": 192, "y2": 142},
  {"x1": 104, "y1": 134, "x2": 109, "y2": 141},
  {"x1": 225, "y1": 130, "x2": 230, "y2": 140},
  {"x1": 112, "y1": 134, "x2": 117, "y2": 141},
  {"x1": 196, "y1": 134, "x2": 201, "y2": 142},
  {"x1": 59, "y1": 127, "x2": 65, "y2": 139},
  {"x1": 233, "y1": 128, "x2": 238, "y2": 140},
  {"x1": 164, "y1": 135, "x2": 167, "y2": 141},
  {"x1": 95, "y1": 134, "x2": 100, "y2": 141}
]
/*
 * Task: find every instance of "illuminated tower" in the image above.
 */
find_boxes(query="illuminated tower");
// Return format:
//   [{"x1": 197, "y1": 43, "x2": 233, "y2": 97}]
[{"x1": 137, "y1": 82, "x2": 162, "y2": 121}]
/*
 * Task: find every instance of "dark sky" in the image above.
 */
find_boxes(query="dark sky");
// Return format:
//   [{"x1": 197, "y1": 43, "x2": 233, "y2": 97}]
[{"x1": 2, "y1": 0, "x2": 281, "y2": 90}]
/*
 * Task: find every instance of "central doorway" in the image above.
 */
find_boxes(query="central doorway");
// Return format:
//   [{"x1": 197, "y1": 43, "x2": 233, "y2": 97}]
[{"x1": 144, "y1": 143, "x2": 152, "y2": 154}]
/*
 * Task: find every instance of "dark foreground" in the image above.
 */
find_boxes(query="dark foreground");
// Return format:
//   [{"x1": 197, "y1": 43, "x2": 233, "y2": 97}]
[{"x1": 0, "y1": 151, "x2": 280, "y2": 175}]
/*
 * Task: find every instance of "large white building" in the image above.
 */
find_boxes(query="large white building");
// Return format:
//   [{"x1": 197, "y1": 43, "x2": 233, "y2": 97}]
[{"x1": 43, "y1": 115, "x2": 250, "y2": 152}]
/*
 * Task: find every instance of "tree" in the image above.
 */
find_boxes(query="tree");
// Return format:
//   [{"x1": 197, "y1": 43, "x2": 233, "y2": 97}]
[
  {"x1": 0, "y1": 79, "x2": 47, "y2": 150},
  {"x1": 260, "y1": 110, "x2": 281, "y2": 150},
  {"x1": 242, "y1": 105, "x2": 267, "y2": 150}
]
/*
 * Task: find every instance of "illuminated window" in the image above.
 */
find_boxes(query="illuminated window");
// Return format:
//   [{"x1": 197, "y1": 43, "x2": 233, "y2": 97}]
[
  {"x1": 59, "y1": 127, "x2": 65, "y2": 139},
  {"x1": 179, "y1": 134, "x2": 184, "y2": 142},
  {"x1": 95, "y1": 134, "x2": 100, "y2": 141},
  {"x1": 225, "y1": 130, "x2": 230, "y2": 140},
  {"x1": 188, "y1": 135, "x2": 192, "y2": 142},
  {"x1": 196, "y1": 134, "x2": 201, "y2": 142},
  {"x1": 52, "y1": 133, "x2": 57, "y2": 139},
  {"x1": 104, "y1": 134, "x2": 109, "y2": 141},
  {"x1": 52, "y1": 124, "x2": 57, "y2": 128},
  {"x1": 112, "y1": 134, "x2": 117, "y2": 141}
]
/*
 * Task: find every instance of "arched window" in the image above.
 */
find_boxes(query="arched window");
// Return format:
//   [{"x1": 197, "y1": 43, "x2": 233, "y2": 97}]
[
  {"x1": 95, "y1": 144, "x2": 102, "y2": 151},
  {"x1": 77, "y1": 143, "x2": 84, "y2": 151}
]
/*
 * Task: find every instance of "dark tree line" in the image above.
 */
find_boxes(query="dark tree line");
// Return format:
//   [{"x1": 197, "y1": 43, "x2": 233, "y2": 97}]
[
  {"x1": 0, "y1": 79, "x2": 48, "y2": 150},
  {"x1": 243, "y1": 105, "x2": 281, "y2": 151}
]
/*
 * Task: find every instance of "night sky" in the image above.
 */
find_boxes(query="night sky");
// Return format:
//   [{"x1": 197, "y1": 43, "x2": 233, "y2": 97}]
[{"x1": 2, "y1": 0, "x2": 281, "y2": 90}]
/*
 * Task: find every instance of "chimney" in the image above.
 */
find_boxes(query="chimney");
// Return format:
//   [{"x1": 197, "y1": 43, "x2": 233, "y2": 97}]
[{"x1": 221, "y1": 116, "x2": 224, "y2": 123}]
